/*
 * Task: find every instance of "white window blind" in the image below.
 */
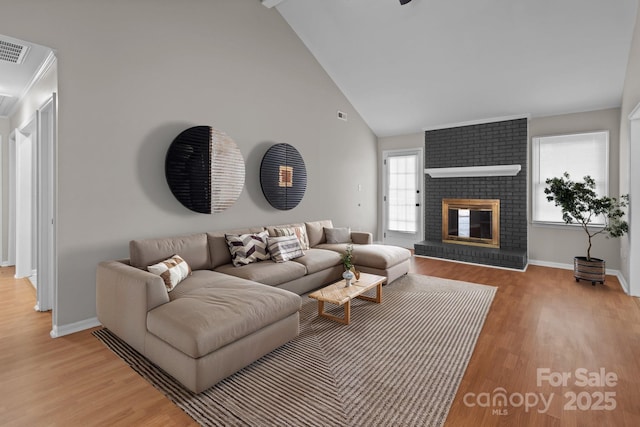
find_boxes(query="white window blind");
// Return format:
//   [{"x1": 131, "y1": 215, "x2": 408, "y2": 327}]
[
  {"x1": 387, "y1": 154, "x2": 417, "y2": 233},
  {"x1": 532, "y1": 131, "x2": 609, "y2": 224}
]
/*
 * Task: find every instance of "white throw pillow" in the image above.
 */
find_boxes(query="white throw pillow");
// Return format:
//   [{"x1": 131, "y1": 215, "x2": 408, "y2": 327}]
[
  {"x1": 147, "y1": 254, "x2": 192, "y2": 292},
  {"x1": 268, "y1": 235, "x2": 305, "y2": 262},
  {"x1": 273, "y1": 226, "x2": 310, "y2": 250},
  {"x1": 225, "y1": 231, "x2": 271, "y2": 267}
]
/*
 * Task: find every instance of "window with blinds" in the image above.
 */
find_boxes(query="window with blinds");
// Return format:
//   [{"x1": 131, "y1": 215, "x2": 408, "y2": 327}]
[{"x1": 532, "y1": 131, "x2": 609, "y2": 225}]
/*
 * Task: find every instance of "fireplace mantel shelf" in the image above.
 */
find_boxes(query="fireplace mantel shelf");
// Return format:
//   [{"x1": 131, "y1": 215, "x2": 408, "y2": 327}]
[{"x1": 424, "y1": 164, "x2": 521, "y2": 178}]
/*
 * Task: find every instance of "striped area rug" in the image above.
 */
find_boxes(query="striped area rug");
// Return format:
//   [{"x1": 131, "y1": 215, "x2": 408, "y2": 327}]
[{"x1": 93, "y1": 274, "x2": 496, "y2": 427}]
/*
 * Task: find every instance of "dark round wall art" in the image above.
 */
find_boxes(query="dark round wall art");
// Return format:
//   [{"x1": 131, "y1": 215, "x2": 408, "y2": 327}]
[
  {"x1": 260, "y1": 143, "x2": 307, "y2": 210},
  {"x1": 165, "y1": 125, "x2": 245, "y2": 214}
]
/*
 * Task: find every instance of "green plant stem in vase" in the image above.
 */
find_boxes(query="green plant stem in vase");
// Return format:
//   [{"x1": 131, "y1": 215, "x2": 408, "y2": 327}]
[{"x1": 341, "y1": 244, "x2": 355, "y2": 286}]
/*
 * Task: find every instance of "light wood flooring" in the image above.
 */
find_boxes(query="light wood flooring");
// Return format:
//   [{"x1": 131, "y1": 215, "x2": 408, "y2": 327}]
[{"x1": 1, "y1": 258, "x2": 639, "y2": 426}]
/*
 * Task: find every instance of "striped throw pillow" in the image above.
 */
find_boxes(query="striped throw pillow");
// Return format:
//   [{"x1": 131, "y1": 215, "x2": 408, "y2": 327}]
[
  {"x1": 147, "y1": 254, "x2": 192, "y2": 291},
  {"x1": 273, "y1": 226, "x2": 310, "y2": 250},
  {"x1": 268, "y1": 235, "x2": 305, "y2": 263},
  {"x1": 225, "y1": 231, "x2": 271, "y2": 267}
]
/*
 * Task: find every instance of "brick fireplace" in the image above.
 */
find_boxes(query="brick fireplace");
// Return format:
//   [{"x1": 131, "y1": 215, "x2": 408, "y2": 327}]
[{"x1": 414, "y1": 119, "x2": 528, "y2": 269}]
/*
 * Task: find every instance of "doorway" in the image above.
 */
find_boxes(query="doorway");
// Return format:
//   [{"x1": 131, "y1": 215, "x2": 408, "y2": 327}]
[
  {"x1": 382, "y1": 149, "x2": 424, "y2": 248},
  {"x1": 9, "y1": 94, "x2": 56, "y2": 312}
]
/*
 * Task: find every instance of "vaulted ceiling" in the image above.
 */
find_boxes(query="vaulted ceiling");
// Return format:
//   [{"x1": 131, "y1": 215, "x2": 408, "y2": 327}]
[{"x1": 274, "y1": 0, "x2": 638, "y2": 137}]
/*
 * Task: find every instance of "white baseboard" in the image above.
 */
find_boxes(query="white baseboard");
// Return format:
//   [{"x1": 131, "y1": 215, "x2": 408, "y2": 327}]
[
  {"x1": 615, "y1": 272, "x2": 630, "y2": 294},
  {"x1": 527, "y1": 259, "x2": 573, "y2": 271},
  {"x1": 528, "y1": 259, "x2": 629, "y2": 294},
  {"x1": 50, "y1": 317, "x2": 101, "y2": 338}
]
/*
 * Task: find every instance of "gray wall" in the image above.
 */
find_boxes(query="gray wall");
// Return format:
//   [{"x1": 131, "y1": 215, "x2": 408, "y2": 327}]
[
  {"x1": 529, "y1": 108, "x2": 622, "y2": 269},
  {"x1": 619, "y1": 4, "x2": 640, "y2": 284},
  {"x1": 0, "y1": 1, "x2": 377, "y2": 330}
]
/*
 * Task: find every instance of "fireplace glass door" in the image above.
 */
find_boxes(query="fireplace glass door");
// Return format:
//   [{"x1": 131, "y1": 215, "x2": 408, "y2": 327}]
[{"x1": 442, "y1": 199, "x2": 500, "y2": 248}]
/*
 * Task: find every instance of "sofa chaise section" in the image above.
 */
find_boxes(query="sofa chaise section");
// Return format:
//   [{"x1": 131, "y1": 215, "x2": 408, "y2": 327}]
[
  {"x1": 145, "y1": 271, "x2": 300, "y2": 393},
  {"x1": 97, "y1": 231, "x2": 302, "y2": 394}
]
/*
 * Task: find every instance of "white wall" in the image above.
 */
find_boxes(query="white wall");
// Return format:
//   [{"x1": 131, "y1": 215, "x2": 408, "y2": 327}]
[
  {"x1": 529, "y1": 108, "x2": 622, "y2": 269},
  {"x1": 0, "y1": 1, "x2": 377, "y2": 331},
  {"x1": 10, "y1": 60, "x2": 57, "y2": 131},
  {"x1": 619, "y1": 4, "x2": 640, "y2": 284},
  {"x1": 0, "y1": 117, "x2": 8, "y2": 263}
]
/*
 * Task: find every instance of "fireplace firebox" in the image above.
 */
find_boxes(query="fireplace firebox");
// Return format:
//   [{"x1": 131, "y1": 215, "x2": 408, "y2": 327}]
[{"x1": 442, "y1": 199, "x2": 500, "y2": 248}]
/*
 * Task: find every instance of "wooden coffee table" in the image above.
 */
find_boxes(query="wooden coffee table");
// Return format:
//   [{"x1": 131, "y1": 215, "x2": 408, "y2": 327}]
[{"x1": 308, "y1": 272, "x2": 386, "y2": 324}]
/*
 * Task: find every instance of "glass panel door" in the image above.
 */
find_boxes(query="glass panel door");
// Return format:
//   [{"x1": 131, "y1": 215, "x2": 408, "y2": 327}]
[{"x1": 383, "y1": 149, "x2": 423, "y2": 248}]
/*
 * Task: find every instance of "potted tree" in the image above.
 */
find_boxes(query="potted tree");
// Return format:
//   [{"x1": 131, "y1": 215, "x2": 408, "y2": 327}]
[{"x1": 544, "y1": 172, "x2": 629, "y2": 285}]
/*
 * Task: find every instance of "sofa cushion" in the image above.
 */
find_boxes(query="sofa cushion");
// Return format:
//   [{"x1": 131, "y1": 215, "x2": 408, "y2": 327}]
[
  {"x1": 271, "y1": 225, "x2": 310, "y2": 250},
  {"x1": 324, "y1": 227, "x2": 352, "y2": 244},
  {"x1": 305, "y1": 220, "x2": 333, "y2": 247},
  {"x1": 268, "y1": 235, "x2": 305, "y2": 262},
  {"x1": 291, "y1": 248, "x2": 341, "y2": 275},
  {"x1": 225, "y1": 231, "x2": 271, "y2": 267},
  {"x1": 207, "y1": 227, "x2": 265, "y2": 269},
  {"x1": 147, "y1": 281, "x2": 301, "y2": 358},
  {"x1": 315, "y1": 243, "x2": 412, "y2": 270},
  {"x1": 215, "y1": 260, "x2": 307, "y2": 286},
  {"x1": 169, "y1": 270, "x2": 250, "y2": 300},
  {"x1": 147, "y1": 254, "x2": 192, "y2": 291},
  {"x1": 130, "y1": 233, "x2": 210, "y2": 270}
]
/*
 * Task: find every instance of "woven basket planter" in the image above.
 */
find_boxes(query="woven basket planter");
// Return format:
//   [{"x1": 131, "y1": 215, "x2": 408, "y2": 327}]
[{"x1": 574, "y1": 256, "x2": 605, "y2": 285}]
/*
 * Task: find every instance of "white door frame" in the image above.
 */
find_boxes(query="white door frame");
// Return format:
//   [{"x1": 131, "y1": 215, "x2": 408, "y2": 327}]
[
  {"x1": 8, "y1": 130, "x2": 16, "y2": 267},
  {"x1": 14, "y1": 127, "x2": 34, "y2": 280},
  {"x1": 382, "y1": 148, "x2": 424, "y2": 248},
  {"x1": 36, "y1": 94, "x2": 56, "y2": 312},
  {"x1": 628, "y1": 102, "x2": 640, "y2": 297},
  {"x1": 0, "y1": 134, "x2": 2, "y2": 265}
]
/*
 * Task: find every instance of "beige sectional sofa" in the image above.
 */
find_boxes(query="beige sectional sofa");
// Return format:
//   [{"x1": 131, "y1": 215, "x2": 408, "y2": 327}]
[{"x1": 96, "y1": 220, "x2": 411, "y2": 393}]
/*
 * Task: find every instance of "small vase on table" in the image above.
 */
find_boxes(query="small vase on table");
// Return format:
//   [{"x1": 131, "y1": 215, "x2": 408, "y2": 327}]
[{"x1": 343, "y1": 269, "x2": 355, "y2": 287}]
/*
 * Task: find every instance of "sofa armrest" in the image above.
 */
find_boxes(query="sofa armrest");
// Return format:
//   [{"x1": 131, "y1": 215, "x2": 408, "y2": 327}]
[
  {"x1": 351, "y1": 231, "x2": 373, "y2": 245},
  {"x1": 96, "y1": 260, "x2": 170, "y2": 354}
]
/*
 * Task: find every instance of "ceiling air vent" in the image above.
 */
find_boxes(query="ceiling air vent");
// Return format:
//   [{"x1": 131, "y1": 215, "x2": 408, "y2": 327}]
[{"x1": 0, "y1": 39, "x2": 29, "y2": 64}]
